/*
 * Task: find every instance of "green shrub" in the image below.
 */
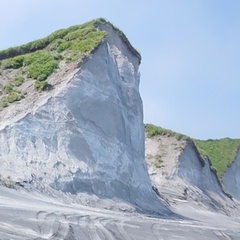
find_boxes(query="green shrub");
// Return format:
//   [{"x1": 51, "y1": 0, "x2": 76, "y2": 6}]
[
  {"x1": 1, "y1": 98, "x2": 8, "y2": 108},
  {"x1": 14, "y1": 76, "x2": 24, "y2": 86},
  {"x1": 154, "y1": 155, "x2": 164, "y2": 168},
  {"x1": 24, "y1": 51, "x2": 58, "y2": 80},
  {"x1": 48, "y1": 39, "x2": 64, "y2": 51},
  {"x1": 1, "y1": 90, "x2": 22, "y2": 106},
  {"x1": 3, "y1": 83, "x2": 14, "y2": 93},
  {"x1": 2, "y1": 55, "x2": 25, "y2": 69},
  {"x1": 35, "y1": 80, "x2": 47, "y2": 90},
  {"x1": 6, "y1": 91, "x2": 21, "y2": 103},
  {"x1": 57, "y1": 42, "x2": 71, "y2": 52}
]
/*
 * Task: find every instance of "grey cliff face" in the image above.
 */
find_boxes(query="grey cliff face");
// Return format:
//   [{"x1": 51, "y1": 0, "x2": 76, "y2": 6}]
[
  {"x1": 145, "y1": 136, "x2": 236, "y2": 212},
  {"x1": 0, "y1": 23, "x2": 166, "y2": 213},
  {"x1": 223, "y1": 148, "x2": 240, "y2": 200}
]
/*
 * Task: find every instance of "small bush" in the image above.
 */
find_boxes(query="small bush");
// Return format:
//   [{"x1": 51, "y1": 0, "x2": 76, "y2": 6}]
[
  {"x1": 1, "y1": 90, "x2": 22, "y2": 106},
  {"x1": 14, "y1": 76, "x2": 25, "y2": 86},
  {"x1": 48, "y1": 39, "x2": 63, "y2": 51},
  {"x1": 57, "y1": 42, "x2": 71, "y2": 52},
  {"x1": 7, "y1": 90, "x2": 22, "y2": 103},
  {"x1": 35, "y1": 80, "x2": 47, "y2": 90},
  {"x1": 3, "y1": 83, "x2": 14, "y2": 93},
  {"x1": 154, "y1": 155, "x2": 164, "y2": 168},
  {"x1": 1, "y1": 98, "x2": 8, "y2": 108}
]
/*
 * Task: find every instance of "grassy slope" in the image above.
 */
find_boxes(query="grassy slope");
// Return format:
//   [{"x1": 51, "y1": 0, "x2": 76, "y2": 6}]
[
  {"x1": 145, "y1": 124, "x2": 240, "y2": 181},
  {"x1": 0, "y1": 18, "x2": 107, "y2": 109},
  {"x1": 145, "y1": 123, "x2": 190, "y2": 141},
  {"x1": 194, "y1": 138, "x2": 240, "y2": 180}
]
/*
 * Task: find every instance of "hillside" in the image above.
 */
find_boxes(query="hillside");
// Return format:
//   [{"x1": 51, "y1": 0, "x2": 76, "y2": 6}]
[
  {"x1": 194, "y1": 138, "x2": 240, "y2": 180},
  {"x1": 0, "y1": 18, "x2": 140, "y2": 112},
  {"x1": 0, "y1": 19, "x2": 106, "y2": 108},
  {"x1": 145, "y1": 124, "x2": 240, "y2": 182},
  {"x1": 0, "y1": 19, "x2": 169, "y2": 216}
]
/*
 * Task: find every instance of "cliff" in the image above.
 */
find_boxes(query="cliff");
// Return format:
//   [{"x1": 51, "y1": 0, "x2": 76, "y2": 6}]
[
  {"x1": 145, "y1": 124, "x2": 239, "y2": 214},
  {"x1": 223, "y1": 148, "x2": 240, "y2": 200},
  {"x1": 0, "y1": 19, "x2": 168, "y2": 214}
]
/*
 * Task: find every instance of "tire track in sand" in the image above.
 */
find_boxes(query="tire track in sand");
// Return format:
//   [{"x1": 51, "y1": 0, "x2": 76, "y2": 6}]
[
  {"x1": 37, "y1": 211, "x2": 69, "y2": 239},
  {"x1": 77, "y1": 215, "x2": 115, "y2": 240}
]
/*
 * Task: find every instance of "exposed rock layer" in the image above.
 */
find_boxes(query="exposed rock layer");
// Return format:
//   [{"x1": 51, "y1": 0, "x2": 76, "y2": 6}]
[
  {"x1": 145, "y1": 135, "x2": 238, "y2": 214},
  {"x1": 0, "y1": 22, "x2": 166, "y2": 213},
  {"x1": 223, "y1": 148, "x2": 240, "y2": 200}
]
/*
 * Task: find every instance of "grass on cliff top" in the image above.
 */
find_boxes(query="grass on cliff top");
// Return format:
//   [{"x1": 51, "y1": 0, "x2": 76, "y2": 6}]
[
  {"x1": 0, "y1": 18, "x2": 108, "y2": 109},
  {"x1": 194, "y1": 138, "x2": 240, "y2": 180},
  {"x1": 0, "y1": 18, "x2": 107, "y2": 60},
  {"x1": 145, "y1": 123, "x2": 190, "y2": 141}
]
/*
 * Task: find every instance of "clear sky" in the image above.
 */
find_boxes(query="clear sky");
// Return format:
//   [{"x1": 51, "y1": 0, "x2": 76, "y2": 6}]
[{"x1": 1, "y1": 0, "x2": 240, "y2": 140}]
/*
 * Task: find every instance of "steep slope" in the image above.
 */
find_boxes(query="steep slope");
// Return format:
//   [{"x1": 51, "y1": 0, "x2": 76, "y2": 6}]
[
  {"x1": 145, "y1": 124, "x2": 238, "y2": 214},
  {"x1": 194, "y1": 138, "x2": 240, "y2": 180},
  {"x1": 0, "y1": 19, "x2": 106, "y2": 110},
  {"x1": 194, "y1": 138, "x2": 240, "y2": 201},
  {"x1": 0, "y1": 20, "x2": 168, "y2": 214},
  {"x1": 223, "y1": 149, "x2": 240, "y2": 200}
]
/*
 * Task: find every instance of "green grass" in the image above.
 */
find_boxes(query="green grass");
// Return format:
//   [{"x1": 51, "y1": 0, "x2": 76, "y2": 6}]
[
  {"x1": 24, "y1": 51, "x2": 59, "y2": 80},
  {"x1": 194, "y1": 138, "x2": 240, "y2": 180},
  {"x1": 0, "y1": 19, "x2": 107, "y2": 61},
  {"x1": 0, "y1": 18, "x2": 141, "y2": 111},
  {"x1": 2, "y1": 55, "x2": 25, "y2": 69},
  {"x1": 145, "y1": 123, "x2": 189, "y2": 141},
  {"x1": 0, "y1": 18, "x2": 110, "y2": 109}
]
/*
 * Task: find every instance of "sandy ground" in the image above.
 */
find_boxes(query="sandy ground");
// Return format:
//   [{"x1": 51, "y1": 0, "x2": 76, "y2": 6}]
[{"x1": 0, "y1": 186, "x2": 239, "y2": 240}]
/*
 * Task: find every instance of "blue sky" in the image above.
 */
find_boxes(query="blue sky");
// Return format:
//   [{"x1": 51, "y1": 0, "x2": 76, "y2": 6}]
[{"x1": 1, "y1": 0, "x2": 240, "y2": 139}]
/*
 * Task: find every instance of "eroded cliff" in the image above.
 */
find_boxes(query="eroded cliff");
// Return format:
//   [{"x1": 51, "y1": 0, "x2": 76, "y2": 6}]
[
  {"x1": 145, "y1": 128, "x2": 238, "y2": 215},
  {"x1": 223, "y1": 148, "x2": 240, "y2": 200},
  {"x1": 0, "y1": 20, "x2": 168, "y2": 213}
]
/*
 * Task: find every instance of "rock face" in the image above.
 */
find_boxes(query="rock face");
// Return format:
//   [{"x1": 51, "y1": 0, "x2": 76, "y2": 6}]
[
  {"x1": 145, "y1": 135, "x2": 237, "y2": 213},
  {"x1": 223, "y1": 149, "x2": 240, "y2": 200},
  {"x1": 0, "y1": 22, "x2": 165, "y2": 212}
]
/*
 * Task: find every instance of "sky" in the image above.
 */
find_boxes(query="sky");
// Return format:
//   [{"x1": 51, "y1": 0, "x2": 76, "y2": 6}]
[{"x1": 0, "y1": 0, "x2": 240, "y2": 140}]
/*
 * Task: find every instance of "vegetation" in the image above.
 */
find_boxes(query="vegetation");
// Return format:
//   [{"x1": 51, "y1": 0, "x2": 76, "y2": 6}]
[
  {"x1": 3, "y1": 83, "x2": 14, "y2": 93},
  {"x1": 0, "y1": 18, "x2": 108, "y2": 109},
  {"x1": 14, "y1": 76, "x2": 24, "y2": 86},
  {"x1": 1, "y1": 90, "x2": 23, "y2": 108},
  {"x1": 34, "y1": 80, "x2": 47, "y2": 91},
  {"x1": 145, "y1": 123, "x2": 189, "y2": 141},
  {"x1": 2, "y1": 55, "x2": 25, "y2": 69},
  {"x1": 24, "y1": 51, "x2": 59, "y2": 80},
  {"x1": 145, "y1": 123, "x2": 240, "y2": 183},
  {"x1": 154, "y1": 154, "x2": 164, "y2": 168},
  {"x1": 194, "y1": 138, "x2": 240, "y2": 180}
]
